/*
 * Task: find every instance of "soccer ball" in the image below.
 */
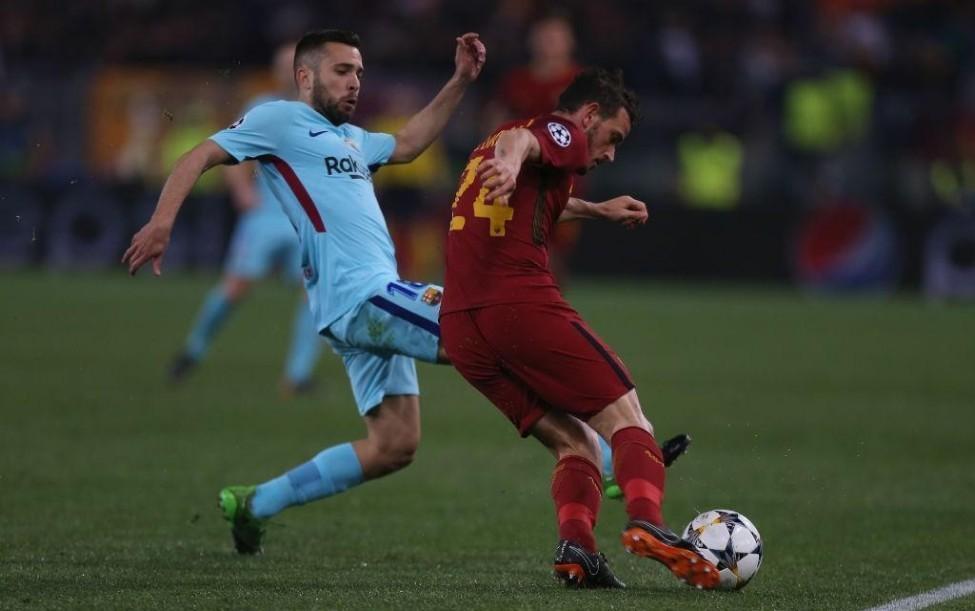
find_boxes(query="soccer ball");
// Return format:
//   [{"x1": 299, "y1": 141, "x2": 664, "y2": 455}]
[{"x1": 681, "y1": 509, "x2": 763, "y2": 590}]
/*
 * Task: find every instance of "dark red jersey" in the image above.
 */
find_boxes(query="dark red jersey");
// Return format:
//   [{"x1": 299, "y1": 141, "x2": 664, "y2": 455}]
[{"x1": 442, "y1": 114, "x2": 589, "y2": 314}]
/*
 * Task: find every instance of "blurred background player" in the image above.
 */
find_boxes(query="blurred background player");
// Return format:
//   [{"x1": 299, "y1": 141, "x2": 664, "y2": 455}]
[
  {"x1": 167, "y1": 42, "x2": 324, "y2": 395},
  {"x1": 487, "y1": 14, "x2": 585, "y2": 288},
  {"x1": 488, "y1": 14, "x2": 580, "y2": 124}
]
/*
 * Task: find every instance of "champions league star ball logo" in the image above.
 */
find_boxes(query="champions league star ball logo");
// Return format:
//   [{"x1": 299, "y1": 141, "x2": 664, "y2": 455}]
[{"x1": 547, "y1": 122, "x2": 571, "y2": 148}]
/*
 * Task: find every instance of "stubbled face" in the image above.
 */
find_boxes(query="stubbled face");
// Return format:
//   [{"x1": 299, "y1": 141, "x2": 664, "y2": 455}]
[
  {"x1": 308, "y1": 42, "x2": 363, "y2": 125},
  {"x1": 584, "y1": 107, "x2": 631, "y2": 169}
]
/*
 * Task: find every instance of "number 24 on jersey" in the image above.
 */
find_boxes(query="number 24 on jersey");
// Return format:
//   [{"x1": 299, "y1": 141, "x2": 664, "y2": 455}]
[{"x1": 449, "y1": 155, "x2": 514, "y2": 237}]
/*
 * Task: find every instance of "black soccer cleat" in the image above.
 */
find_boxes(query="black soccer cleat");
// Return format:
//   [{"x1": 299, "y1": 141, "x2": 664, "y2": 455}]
[
  {"x1": 621, "y1": 519, "x2": 720, "y2": 589},
  {"x1": 167, "y1": 353, "x2": 198, "y2": 383},
  {"x1": 553, "y1": 539, "x2": 626, "y2": 589},
  {"x1": 661, "y1": 433, "x2": 692, "y2": 467}
]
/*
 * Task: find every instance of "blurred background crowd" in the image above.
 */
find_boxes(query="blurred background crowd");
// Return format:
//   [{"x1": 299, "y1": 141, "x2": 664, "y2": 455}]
[{"x1": 2, "y1": 0, "x2": 974, "y2": 296}]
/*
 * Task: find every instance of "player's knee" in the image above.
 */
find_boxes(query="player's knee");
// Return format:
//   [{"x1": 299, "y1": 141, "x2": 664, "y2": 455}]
[
  {"x1": 223, "y1": 277, "x2": 251, "y2": 301},
  {"x1": 584, "y1": 426, "x2": 603, "y2": 466},
  {"x1": 555, "y1": 423, "x2": 600, "y2": 465},
  {"x1": 375, "y1": 433, "x2": 419, "y2": 472},
  {"x1": 590, "y1": 390, "x2": 653, "y2": 440},
  {"x1": 572, "y1": 434, "x2": 601, "y2": 466}
]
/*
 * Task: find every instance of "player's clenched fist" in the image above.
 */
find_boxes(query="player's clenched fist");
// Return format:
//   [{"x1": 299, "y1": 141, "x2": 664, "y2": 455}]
[
  {"x1": 599, "y1": 196, "x2": 648, "y2": 228},
  {"x1": 454, "y1": 33, "x2": 486, "y2": 83},
  {"x1": 478, "y1": 157, "x2": 519, "y2": 203}
]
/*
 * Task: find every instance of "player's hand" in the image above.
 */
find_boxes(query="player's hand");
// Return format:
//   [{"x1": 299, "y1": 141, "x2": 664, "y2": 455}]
[
  {"x1": 122, "y1": 219, "x2": 172, "y2": 276},
  {"x1": 453, "y1": 33, "x2": 486, "y2": 83},
  {"x1": 599, "y1": 196, "x2": 648, "y2": 228},
  {"x1": 478, "y1": 157, "x2": 519, "y2": 203}
]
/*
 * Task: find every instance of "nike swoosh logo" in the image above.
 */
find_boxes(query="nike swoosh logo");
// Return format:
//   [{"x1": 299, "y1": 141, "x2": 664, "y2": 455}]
[
  {"x1": 309, "y1": 129, "x2": 328, "y2": 137},
  {"x1": 578, "y1": 552, "x2": 599, "y2": 574}
]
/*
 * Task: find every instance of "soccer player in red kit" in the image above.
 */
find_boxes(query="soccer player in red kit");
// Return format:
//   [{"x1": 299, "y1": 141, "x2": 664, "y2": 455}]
[{"x1": 440, "y1": 68, "x2": 720, "y2": 589}]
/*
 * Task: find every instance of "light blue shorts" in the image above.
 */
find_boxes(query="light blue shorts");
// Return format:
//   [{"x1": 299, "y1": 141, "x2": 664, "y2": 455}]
[
  {"x1": 325, "y1": 280, "x2": 443, "y2": 415},
  {"x1": 225, "y1": 213, "x2": 302, "y2": 283}
]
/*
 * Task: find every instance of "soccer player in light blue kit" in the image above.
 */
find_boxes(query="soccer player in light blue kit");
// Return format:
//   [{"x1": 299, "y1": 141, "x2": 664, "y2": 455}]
[
  {"x1": 124, "y1": 29, "x2": 487, "y2": 554},
  {"x1": 168, "y1": 42, "x2": 324, "y2": 395}
]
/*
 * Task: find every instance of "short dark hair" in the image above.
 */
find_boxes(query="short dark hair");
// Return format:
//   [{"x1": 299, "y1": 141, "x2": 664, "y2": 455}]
[
  {"x1": 556, "y1": 68, "x2": 640, "y2": 125},
  {"x1": 294, "y1": 29, "x2": 361, "y2": 71}
]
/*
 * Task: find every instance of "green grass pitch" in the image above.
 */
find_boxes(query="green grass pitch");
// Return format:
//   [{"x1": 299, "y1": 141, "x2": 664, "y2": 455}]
[{"x1": 2, "y1": 272, "x2": 973, "y2": 609}]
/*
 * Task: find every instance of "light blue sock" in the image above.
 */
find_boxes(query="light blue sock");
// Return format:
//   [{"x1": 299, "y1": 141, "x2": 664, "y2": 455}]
[
  {"x1": 185, "y1": 286, "x2": 234, "y2": 359},
  {"x1": 598, "y1": 435, "x2": 614, "y2": 478},
  {"x1": 249, "y1": 442, "x2": 364, "y2": 519},
  {"x1": 284, "y1": 300, "x2": 323, "y2": 384}
]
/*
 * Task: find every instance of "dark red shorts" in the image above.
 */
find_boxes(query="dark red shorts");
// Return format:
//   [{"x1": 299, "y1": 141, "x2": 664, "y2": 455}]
[{"x1": 440, "y1": 301, "x2": 635, "y2": 436}]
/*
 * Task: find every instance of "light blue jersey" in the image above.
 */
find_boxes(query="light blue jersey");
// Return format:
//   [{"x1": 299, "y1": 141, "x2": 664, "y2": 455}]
[
  {"x1": 210, "y1": 99, "x2": 440, "y2": 415},
  {"x1": 210, "y1": 100, "x2": 399, "y2": 331}
]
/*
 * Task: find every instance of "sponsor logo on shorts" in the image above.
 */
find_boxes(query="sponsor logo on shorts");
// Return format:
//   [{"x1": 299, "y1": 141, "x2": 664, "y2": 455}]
[
  {"x1": 421, "y1": 287, "x2": 443, "y2": 306},
  {"x1": 547, "y1": 122, "x2": 571, "y2": 147}
]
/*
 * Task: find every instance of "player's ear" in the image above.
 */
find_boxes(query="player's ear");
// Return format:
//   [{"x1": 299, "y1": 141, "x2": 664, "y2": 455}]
[
  {"x1": 295, "y1": 64, "x2": 312, "y2": 92},
  {"x1": 580, "y1": 102, "x2": 601, "y2": 129}
]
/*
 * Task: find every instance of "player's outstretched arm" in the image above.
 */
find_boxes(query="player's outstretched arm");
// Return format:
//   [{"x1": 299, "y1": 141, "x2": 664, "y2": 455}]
[
  {"x1": 388, "y1": 33, "x2": 486, "y2": 164},
  {"x1": 122, "y1": 139, "x2": 232, "y2": 276},
  {"x1": 478, "y1": 128, "x2": 540, "y2": 202},
  {"x1": 559, "y1": 196, "x2": 648, "y2": 228}
]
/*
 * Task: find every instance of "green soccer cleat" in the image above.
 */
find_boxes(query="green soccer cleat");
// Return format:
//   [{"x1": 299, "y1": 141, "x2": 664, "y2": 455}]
[
  {"x1": 218, "y1": 485, "x2": 266, "y2": 555},
  {"x1": 604, "y1": 481, "x2": 624, "y2": 500}
]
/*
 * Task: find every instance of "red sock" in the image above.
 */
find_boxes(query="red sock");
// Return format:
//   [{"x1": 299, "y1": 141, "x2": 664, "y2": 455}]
[
  {"x1": 551, "y1": 456, "x2": 602, "y2": 553},
  {"x1": 611, "y1": 426, "x2": 666, "y2": 525}
]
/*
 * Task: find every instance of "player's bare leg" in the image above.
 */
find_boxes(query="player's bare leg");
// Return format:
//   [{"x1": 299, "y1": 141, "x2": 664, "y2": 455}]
[
  {"x1": 352, "y1": 394, "x2": 421, "y2": 479},
  {"x1": 435, "y1": 340, "x2": 450, "y2": 365},
  {"x1": 219, "y1": 394, "x2": 420, "y2": 554},
  {"x1": 531, "y1": 411, "x2": 624, "y2": 589},
  {"x1": 222, "y1": 275, "x2": 253, "y2": 301},
  {"x1": 588, "y1": 390, "x2": 720, "y2": 589}
]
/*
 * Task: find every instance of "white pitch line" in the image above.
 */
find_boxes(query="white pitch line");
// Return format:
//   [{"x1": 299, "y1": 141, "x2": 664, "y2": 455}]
[{"x1": 864, "y1": 578, "x2": 975, "y2": 611}]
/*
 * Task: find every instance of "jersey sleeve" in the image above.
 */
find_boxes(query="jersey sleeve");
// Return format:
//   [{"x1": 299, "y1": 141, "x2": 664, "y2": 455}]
[
  {"x1": 528, "y1": 119, "x2": 588, "y2": 174},
  {"x1": 360, "y1": 129, "x2": 396, "y2": 167},
  {"x1": 209, "y1": 102, "x2": 286, "y2": 163}
]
